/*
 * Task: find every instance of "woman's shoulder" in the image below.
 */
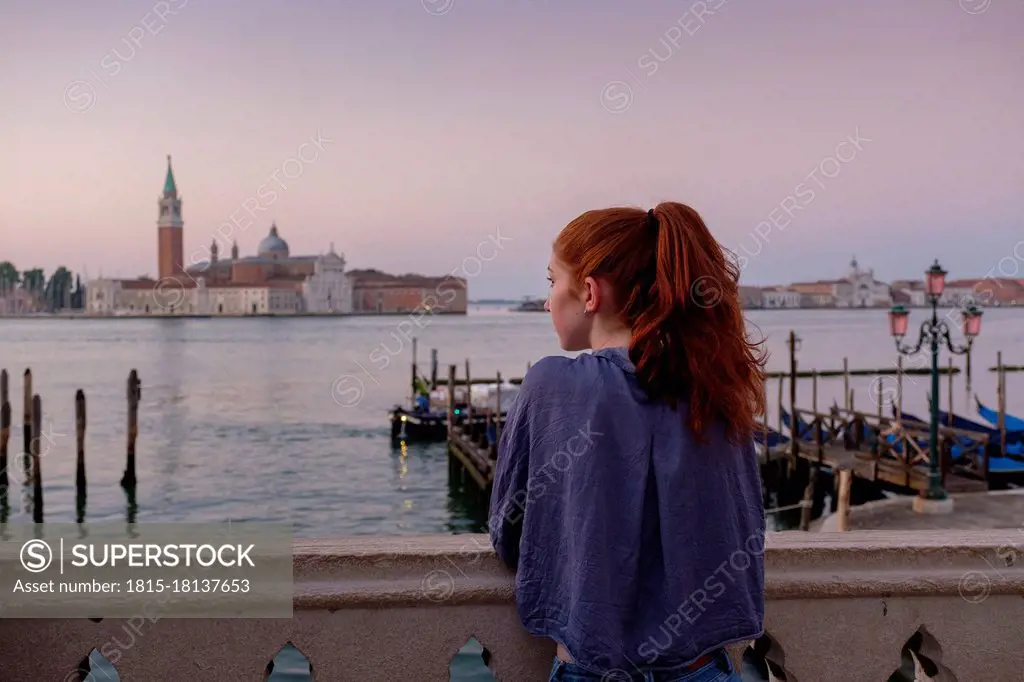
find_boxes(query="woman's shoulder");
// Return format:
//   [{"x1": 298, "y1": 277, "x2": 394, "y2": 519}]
[
  {"x1": 522, "y1": 354, "x2": 572, "y2": 381},
  {"x1": 520, "y1": 350, "x2": 630, "y2": 397}
]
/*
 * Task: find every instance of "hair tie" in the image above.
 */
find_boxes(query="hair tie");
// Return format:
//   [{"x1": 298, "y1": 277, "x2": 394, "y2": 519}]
[{"x1": 646, "y1": 209, "x2": 659, "y2": 233}]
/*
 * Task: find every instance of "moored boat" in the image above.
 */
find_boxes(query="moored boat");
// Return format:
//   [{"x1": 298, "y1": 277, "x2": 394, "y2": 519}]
[
  {"x1": 976, "y1": 396, "x2": 1024, "y2": 432},
  {"x1": 510, "y1": 297, "x2": 546, "y2": 312}
]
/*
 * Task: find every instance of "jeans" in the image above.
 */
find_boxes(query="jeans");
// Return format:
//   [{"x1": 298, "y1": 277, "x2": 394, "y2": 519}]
[{"x1": 548, "y1": 649, "x2": 740, "y2": 682}]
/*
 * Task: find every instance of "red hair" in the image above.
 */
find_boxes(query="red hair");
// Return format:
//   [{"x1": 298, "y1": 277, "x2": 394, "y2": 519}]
[{"x1": 553, "y1": 202, "x2": 766, "y2": 444}]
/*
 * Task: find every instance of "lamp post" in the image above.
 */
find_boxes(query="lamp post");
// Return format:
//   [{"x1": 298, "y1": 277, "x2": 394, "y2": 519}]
[{"x1": 888, "y1": 260, "x2": 983, "y2": 509}]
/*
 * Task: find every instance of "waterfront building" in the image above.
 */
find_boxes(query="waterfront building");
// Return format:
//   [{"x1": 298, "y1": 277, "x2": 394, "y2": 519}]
[
  {"x1": 0, "y1": 289, "x2": 38, "y2": 315},
  {"x1": 839, "y1": 256, "x2": 892, "y2": 307},
  {"x1": 889, "y1": 277, "x2": 1024, "y2": 308},
  {"x1": 786, "y1": 282, "x2": 838, "y2": 307},
  {"x1": 890, "y1": 279, "x2": 928, "y2": 307},
  {"x1": 738, "y1": 285, "x2": 763, "y2": 309},
  {"x1": 786, "y1": 257, "x2": 892, "y2": 308},
  {"x1": 183, "y1": 223, "x2": 352, "y2": 315},
  {"x1": 943, "y1": 278, "x2": 1024, "y2": 307},
  {"x1": 348, "y1": 269, "x2": 468, "y2": 314},
  {"x1": 84, "y1": 156, "x2": 466, "y2": 316},
  {"x1": 87, "y1": 157, "x2": 351, "y2": 315},
  {"x1": 760, "y1": 286, "x2": 803, "y2": 308}
]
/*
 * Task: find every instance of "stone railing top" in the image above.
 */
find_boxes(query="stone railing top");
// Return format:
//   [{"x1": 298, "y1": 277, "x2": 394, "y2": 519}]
[
  {"x1": 290, "y1": 530, "x2": 1024, "y2": 608},
  {"x1": 4, "y1": 530, "x2": 1024, "y2": 681}
]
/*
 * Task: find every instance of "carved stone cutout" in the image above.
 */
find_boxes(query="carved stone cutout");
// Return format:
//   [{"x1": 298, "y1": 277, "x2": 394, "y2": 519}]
[
  {"x1": 265, "y1": 641, "x2": 314, "y2": 681},
  {"x1": 742, "y1": 633, "x2": 797, "y2": 681},
  {"x1": 66, "y1": 648, "x2": 118, "y2": 681},
  {"x1": 450, "y1": 636, "x2": 496, "y2": 681},
  {"x1": 887, "y1": 626, "x2": 958, "y2": 682}
]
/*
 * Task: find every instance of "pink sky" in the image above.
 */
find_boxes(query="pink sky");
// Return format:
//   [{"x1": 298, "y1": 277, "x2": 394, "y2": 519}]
[{"x1": 1, "y1": 0, "x2": 1022, "y2": 298}]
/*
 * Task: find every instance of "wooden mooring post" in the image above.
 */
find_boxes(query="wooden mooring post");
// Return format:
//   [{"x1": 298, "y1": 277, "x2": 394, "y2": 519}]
[
  {"x1": 464, "y1": 359, "x2": 473, "y2": 426},
  {"x1": 22, "y1": 369, "x2": 31, "y2": 480},
  {"x1": 896, "y1": 356, "x2": 903, "y2": 421},
  {"x1": 410, "y1": 337, "x2": 418, "y2": 407},
  {"x1": 121, "y1": 370, "x2": 141, "y2": 490},
  {"x1": 843, "y1": 358, "x2": 849, "y2": 410},
  {"x1": 835, "y1": 468, "x2": 852, "y2": 532},
  {"x1": 0, "y1": 369, "x2": 9, "y2": 496},
  {"x1": 761, "y1": 377, "x2": 770, "y2": 453},
  {"x1": 876, "y1": 377, "x2": 883, "y2": 421},
  {"x1": 430, "y1": 348, "x2": 439, "y2": 390},
  {"x1": 788, "y1": 330, "x2": 798, "y2": 461},
  {"x1": 446, "y1": 364, "x2": 456, "y2": 434},
  {"x1": 811, "y1": 370, "x2": 818, "y2": 413},
  {"x1": 494, "y1": 371, "x2": 503, "y2": 457},
  {"x1": 799, "y1": 464, "x2": 817, "y2": 531},
  {"x1": 31, "y1": 394, "x2": 42, "y2": 523},
  {"x1": 76, "y1": 389, "x2": 87, "y2": 521},
  {"x1": 998, "y1": 351, "x2": 1006, "y2": 458},
  {"x1": 947, "y1": 357, "x2": 955, "y2": 427},
  {"x1": 776, "y1": 376, "x2": 784, "y2": 434}
]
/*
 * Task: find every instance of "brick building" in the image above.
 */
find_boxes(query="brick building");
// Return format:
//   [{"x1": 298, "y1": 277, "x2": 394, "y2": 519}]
[{"x1": 347, "y1": 269, "x2": 467, "y2": 314}]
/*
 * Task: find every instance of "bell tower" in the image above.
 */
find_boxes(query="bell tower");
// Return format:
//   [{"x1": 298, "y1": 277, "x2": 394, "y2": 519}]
[{"x1": 157, "y1": 154, "x2": 184, "y2": 280}]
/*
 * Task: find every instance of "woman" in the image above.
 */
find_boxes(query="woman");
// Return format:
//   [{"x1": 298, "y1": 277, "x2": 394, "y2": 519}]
[{"x1": 489, "y1": 202, "x2": 766, "y2": 681}]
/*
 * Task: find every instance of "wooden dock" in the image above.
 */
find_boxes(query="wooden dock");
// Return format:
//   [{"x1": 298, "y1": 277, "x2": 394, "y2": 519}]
[
  {"x1": 783, "y1": 442, "x2": 988, "y2": 494},
  {"x1": 448, "y1": 424, "x2": 495, "y2": 491},
  {"x1": 433, "y1": 329, "x2": 1023, "y2": 534},
  {"x1": 443, "y1": 362, "x2": 504, "y2": 495}
]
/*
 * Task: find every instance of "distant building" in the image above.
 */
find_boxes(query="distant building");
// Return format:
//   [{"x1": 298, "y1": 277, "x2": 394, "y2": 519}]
[
  {"x1": 889, "y1": 278, "x2": 1024, "y2": 307},
  {"x1": 944, "y1": 278, "x2": 1024, "y2": 307},
  {"x1": 738, "y1": 285, "x2": 763, "y2": 309},
  {"x1": 87, "y1": 157, "x2": 349, "y2": 315},
  {"x1": 890, "y1": 280, "x2": 927, "y2": 306},
  {"x1": 787, "y1": 282, "x2": 837, "y2": 307},
  {"x1": 85, "y1": 156, "x2": 464, "y2": 316},
  {"x1": 839, "y1": 257, "x2": 891, "y2": 307},
  {"x1": 790, "y1": 257, "x2": 891, "y2": 308},
  {"x1": 890, "y1": 289, "x2": 912, "y2": 305},
  {"x1": 761, "y1": 287, "x2": 802, "y2": 309},
  {"x1": 348, "y1": 269, "x2": 467, "y2": 314},
  {"x1": 0, "y1": 289, "x2": 38, "y2": 315}
]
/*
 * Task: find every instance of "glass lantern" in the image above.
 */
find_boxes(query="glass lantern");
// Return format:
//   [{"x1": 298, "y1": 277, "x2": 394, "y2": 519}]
[
  {"x1": 925, "y1": 260, "x2": 947, "y2": 298},
  {"x1": 962, "y1": 305, "x2": 983, "y2": 338},
  {"x1": 888, "y1": 304, "x2": 910, "y2": 338}
]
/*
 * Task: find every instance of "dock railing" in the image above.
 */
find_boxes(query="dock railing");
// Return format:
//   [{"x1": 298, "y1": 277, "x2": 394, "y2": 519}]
[
  {"x1": 788, "y1": 406, "x2": 1004, "y2": 492},
  {"x1": 3, "y1": 531, "x2": 1024, "y2": 681}
]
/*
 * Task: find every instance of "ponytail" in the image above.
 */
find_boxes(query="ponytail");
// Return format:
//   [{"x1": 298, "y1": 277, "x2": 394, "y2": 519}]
[{"x1": 554, "y1": 202, "x2": 766, "y2": 443}]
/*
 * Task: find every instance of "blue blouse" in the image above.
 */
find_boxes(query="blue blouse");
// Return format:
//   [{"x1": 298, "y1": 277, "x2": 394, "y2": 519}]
[{"x1": 489, "y1": 348, "x2": 765, "y2": 674}]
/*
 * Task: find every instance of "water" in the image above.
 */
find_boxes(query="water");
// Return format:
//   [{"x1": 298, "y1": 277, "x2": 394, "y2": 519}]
[{"x1": 1, "y1": 305, "x2": 1022, "y2": 679}]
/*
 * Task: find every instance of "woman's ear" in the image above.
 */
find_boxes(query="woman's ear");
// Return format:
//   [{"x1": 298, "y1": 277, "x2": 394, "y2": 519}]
[{"x1": 582, "y1": 276, "x2": 601, "y2": 313}]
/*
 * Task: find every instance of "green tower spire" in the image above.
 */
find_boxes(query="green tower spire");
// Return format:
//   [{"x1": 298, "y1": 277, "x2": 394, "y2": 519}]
[{"x1": 163, "y1": 154, "x2": 177, "y2": 195}]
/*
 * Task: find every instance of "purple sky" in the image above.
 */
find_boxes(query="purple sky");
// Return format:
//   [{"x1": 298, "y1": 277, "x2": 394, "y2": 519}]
[{"x1": 1, "y1": 0, "x2": 1022, "y2": 298}]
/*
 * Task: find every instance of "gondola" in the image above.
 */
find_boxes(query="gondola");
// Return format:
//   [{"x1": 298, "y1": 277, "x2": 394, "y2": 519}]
[
  {"x1": 779, "y1": 407, "x2": 830, "y2": 443},
  {"x1": 754, "y1": 422, "x2": 790, "y2": 448},
  {"x1": 898, "y1": 408, "x2": 1024, "y2": 472},
  {"x1": 975, "y1": 396, "x2": 1024, "y2": 432}
]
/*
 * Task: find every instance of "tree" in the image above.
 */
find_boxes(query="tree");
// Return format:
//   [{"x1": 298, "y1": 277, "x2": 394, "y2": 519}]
[
  {"x1": 21, "y1": 268, "x2": 45, "y2": 294},
  {"x1": 0, "y1": 263, "x2": 86, "y2": 314},
  {"x1": 20, "y1": 268, "x2": 45, "y2": 312},
  {"x1": 45, "y1": 267, "x2": 72, "y2": 312},
  {"x1": 0, "y1": 261, "x2": 19, "y2": 296},
  {"x1": 72, "y1": 274, "x2": 84, "y2": 310}
]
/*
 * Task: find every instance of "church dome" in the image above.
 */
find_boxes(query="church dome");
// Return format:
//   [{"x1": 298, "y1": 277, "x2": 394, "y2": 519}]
[{"x1": 257, "y1": 223, "x2": 290, "y2": 258}]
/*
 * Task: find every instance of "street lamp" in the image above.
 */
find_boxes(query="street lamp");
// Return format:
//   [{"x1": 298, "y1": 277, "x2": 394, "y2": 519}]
[{"x1": 888, "y1": 259, "x2": 982, "y2": 508}]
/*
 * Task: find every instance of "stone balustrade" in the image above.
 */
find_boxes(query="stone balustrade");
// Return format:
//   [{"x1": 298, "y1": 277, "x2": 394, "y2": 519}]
[{"x1": 2, "y1": 530, "x2": 1023, "y2": 681}]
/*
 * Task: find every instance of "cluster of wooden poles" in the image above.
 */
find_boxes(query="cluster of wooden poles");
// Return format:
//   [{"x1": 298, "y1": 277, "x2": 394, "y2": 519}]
[
  {"x1": 0, "y1": 368, "x2": 142, "y2": 523},
  {"x1": 769, "y1": 330, "x2": 1021, "y2": 531}
]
